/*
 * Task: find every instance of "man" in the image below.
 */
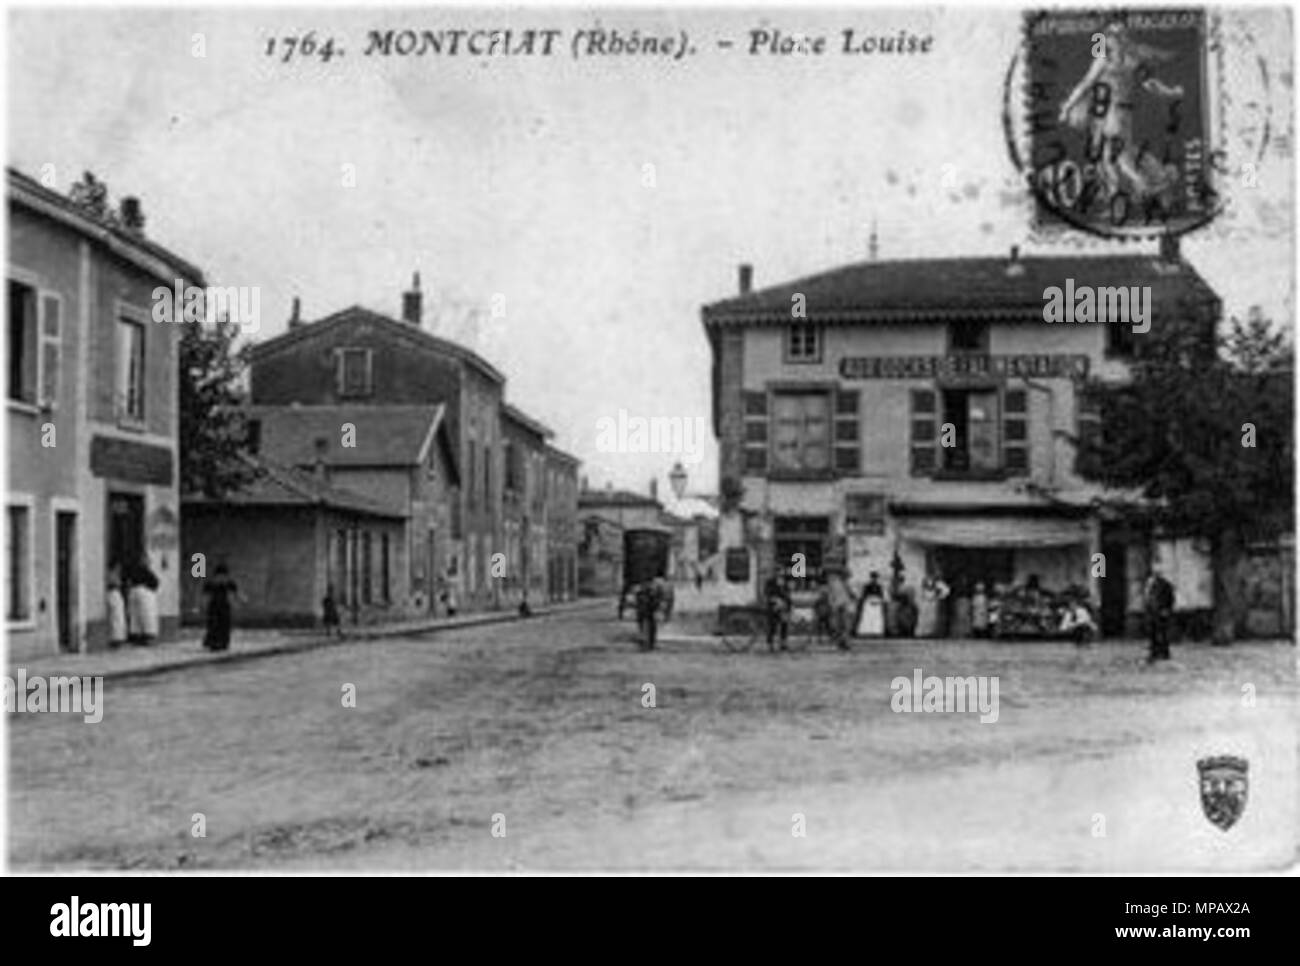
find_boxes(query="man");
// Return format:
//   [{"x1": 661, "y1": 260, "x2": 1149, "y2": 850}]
[
  {"x1": 1144, "y1": 566, "x2": 1176, "y2": 662},
  {"x1": 825, "y1": 564, "x2": 854, "y2": 652},
  {"x1": 763, "y1": 571, "x2": 792, "y2": 652},
  {"x1": 634, "y1": 577, "x2": 666, "y2": 651}
]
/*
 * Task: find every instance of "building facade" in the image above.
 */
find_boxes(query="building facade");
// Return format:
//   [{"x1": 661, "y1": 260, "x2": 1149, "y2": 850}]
[
  {"x1": 501, "y1": 403, "x2": 552, "y2": 608},
  {"x1": 545, "y1": 445, "x2": 580, "y2": 602},
  {"x1": 246, "y1": 276, "x2": 574, "y2": 613},
  {"x1": 7, "y1": 168, "x2": 204, "y2": 656},
  {"x1": 703, "y1": 247, "x2": 1222, "y2": 636}
]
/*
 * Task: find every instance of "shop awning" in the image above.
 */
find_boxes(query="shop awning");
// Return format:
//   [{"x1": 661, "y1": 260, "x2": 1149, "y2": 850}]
[{"x1": 896, "y1": 516, "x2": 1093, "y2": 549}]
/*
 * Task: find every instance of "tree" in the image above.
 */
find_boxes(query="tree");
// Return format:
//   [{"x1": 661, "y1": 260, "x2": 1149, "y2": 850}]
[
  {"x1": 1076, "y1": 307, "x2": 1293, "y2": 642},
  {"x1": 179, "y1": 313, "x2": 257, "y2": 498}
]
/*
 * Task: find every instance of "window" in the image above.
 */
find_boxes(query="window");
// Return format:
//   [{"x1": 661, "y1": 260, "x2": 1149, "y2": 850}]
[
  {"x1": 940, "y1": 388, "x2": 1000, "y2": 474},
  {"x1": 380, "y1": 533, "x2": 391, "y2": 604},
  {"x1": 785, "y1": 325, "x2": 822, "y2": 363},
  {"x1": 334, "y1": 528, "x2": 350, "y2": 608},
  {"x1": 336, "y1": 348, "x2": 373, "y2": 398},
  {"x1": 247, "y1": 419, "x2": 262, "y2": 454},
  {"x1": 8, "y1": 281, "x2": 60, "y2": 408},
  {"x1": 770, "y1": 391, "x2": 831, "y2": 475},
  {"x1": 949, "y1": 321, "x2": 989, "y2": 353},
  {"x1": 117, "y1": 318, "x2": 146, "y2": 422},
  {"x1": 361, "y1": 532, "x2": 373, "y2": 605},
  {"x1": 1106, "y1": 321, "x2": 1136, "y2": 358},
  {"x1": 483, "y1": 444, "x2": 492, "y2": 508},
  {"x1": 451, "y1": 488, "x2": 463, "y2": 539},
  {"x1": 6, "y1": 504, "x2": 31, "y2": 622},
  {"x1": 844, "y1": 493, "x2": 886, "y2": 534},
  {"x1": 504, "y1": 442, "x2": 518, "y2": 493},
  {"x1": 467, "y1": 440, "x2": 477, "y2": 509},
  {"x1": 834, "y1": 390, "x2": 861, "y2": 475}
]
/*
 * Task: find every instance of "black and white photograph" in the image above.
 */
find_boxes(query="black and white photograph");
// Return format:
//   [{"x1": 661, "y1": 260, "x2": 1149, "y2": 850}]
[{"x1": 1, "y1": 0, "x2": 1296, "y2": 899}]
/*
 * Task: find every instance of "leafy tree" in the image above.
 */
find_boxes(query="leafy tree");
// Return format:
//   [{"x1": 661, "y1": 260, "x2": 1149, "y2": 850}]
[
  {"x1": 1076, "y1": 307, "x2": 1293, "y2": 642},
  {"x1": 179, "y1": 313, "x2": 257, "y2": 498}
]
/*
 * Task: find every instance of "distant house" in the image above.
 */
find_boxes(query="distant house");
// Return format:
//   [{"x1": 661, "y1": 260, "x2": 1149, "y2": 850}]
[
  {"x1": 234, "y1": 404, "x2": 460, "y2": 619},
  {"x1": 7, "y1": 168, "x2": 205, "y2": 656},
  {"x1": 181, "y1": 456, "x2": 405, "y2": 627},
  {"x1": 545, "y1": 445, "x2": 581, "y2": 601},
  {"x1": 501, "y1": 403, "x2": 552, "y2": 608},
  {"x1": 246, "y1": 278, "x2": 566, "y2": 613}
]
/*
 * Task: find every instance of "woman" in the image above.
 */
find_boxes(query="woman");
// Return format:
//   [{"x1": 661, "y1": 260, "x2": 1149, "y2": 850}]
[
  {"x1": 917, "y1": 573, "x2": 951, "y2": 639},
  {"x1": 105, "y1": 563, "x2": 127, "y2": 648},
  {"x1": 202, "y1": 564, "x2": 239, "y2": 651},
  {"x1": 127, "y1": 554, "x2": 160, "y2": 646},
  {"x1": 855, "y1": 571, "x2": 886, "y2": 638}
]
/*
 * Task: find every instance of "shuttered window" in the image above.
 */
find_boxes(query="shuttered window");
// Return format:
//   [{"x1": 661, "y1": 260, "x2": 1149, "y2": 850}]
[
  {"x1": 39, "y1": 293, "x2": 62, "y2": 409},
  {"x1": 910, "y1": 388, "x2": 937, "y2": 476}
]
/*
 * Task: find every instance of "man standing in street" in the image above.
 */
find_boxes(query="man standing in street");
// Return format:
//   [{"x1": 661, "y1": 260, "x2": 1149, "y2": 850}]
[
  {"x1": 763, "y1": 571, "x2": 792, "y2": 652},
  {"x1": 1144, "y1": 565, "x2": 1176, "y2": 663}
]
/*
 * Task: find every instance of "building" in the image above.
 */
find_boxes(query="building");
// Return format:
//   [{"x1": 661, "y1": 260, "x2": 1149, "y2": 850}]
[
  {"x1": 702, "y1": 246, "x2": 1222, "y2": 636},
  {"x1": 181, "y1": 455, "x2": 407, "y2": 626},
  {"x1": 247, "y1": 277, "x2": 507, "y2": 611},
  {"x1": 219, "y1": 404, "x2": 460, "y2": 621},
  {"x1": 7, "y1": 168, "x2": 205, "y2": 656},
  {"x1": 545, "y1": 445, "x2": 581, "y2": 601},
  {"x1": 500, "y1": 403, "x2": 552, "y2": 608}
]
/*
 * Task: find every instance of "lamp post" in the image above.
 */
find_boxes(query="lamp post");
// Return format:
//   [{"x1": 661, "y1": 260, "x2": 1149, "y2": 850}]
[{"x1": 669, "y1": 461, "x2": 688, "y2": 502}]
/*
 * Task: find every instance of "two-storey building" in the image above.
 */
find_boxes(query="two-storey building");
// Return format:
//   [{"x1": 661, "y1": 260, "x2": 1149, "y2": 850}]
[
  {"x1": 544, "y1": 445, "x2": 581, "y2": 602},
  {"x1": 7, "y1": 168, "x2": 205, "y2": 656},
  {"x1": 501, "y1": 402, "x2": 552, "y2": 608},
  {"x1": 703, "y1": 245, "x2": 1221, "y2": 636}
]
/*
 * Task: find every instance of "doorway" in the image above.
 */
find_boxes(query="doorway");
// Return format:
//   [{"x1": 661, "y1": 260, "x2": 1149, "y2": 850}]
[
  {"x1": 55, "y1": 511, "x2": 77, "y2": 652},
  {"x1": 107, "y1": 492, "x2": 144, "y2": 573},
  {"x1": 1100, "y1": 538, "x2": 1129, "y2": 636}
]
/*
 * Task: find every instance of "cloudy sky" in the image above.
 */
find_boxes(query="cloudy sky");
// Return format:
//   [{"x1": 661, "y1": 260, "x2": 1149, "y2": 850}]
[{"x1": 7, "y1": 5, "x2": 1293, "y2": 495}]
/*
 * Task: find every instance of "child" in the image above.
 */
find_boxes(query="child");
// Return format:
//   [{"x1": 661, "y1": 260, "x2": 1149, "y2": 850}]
[
  {"x1": 322, "y1": 585, "x2": 341, "y2": 636},
  {"x1": 106, "y1": 564, "x2": 127, "y2": 648}
]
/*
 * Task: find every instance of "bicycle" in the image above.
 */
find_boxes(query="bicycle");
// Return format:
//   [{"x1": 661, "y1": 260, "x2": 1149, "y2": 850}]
[{"x1": 721, "y1": 601, "x2": 832, "y2": 653}]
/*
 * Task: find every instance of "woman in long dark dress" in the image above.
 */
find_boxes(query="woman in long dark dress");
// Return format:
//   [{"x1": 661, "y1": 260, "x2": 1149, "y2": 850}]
[{"x1": 202, "y1": 564, "x2": 238, "y2": 651}]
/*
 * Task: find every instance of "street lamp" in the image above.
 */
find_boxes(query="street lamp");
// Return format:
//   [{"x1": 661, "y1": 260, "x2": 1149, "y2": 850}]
[{"x1": 669, "y1": 461, "x2": 688, "y2": 501}]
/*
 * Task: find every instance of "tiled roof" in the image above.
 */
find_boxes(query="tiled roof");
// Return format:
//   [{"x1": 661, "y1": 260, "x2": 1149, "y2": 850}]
[
  {"x1": 183, "y1": 455, "x2": 405, "y2": 518},
  {"x1": 703, "y1": 252, "x2": 1219, "y2": 325},
  {"x1": 7, "y1": 166, "x2": 206, "y2": 284},
  {"x1": 501, "y1": 402, "x2": 554, "y2": 440},
  {"x1": 247, "y1": 305, "x2": 505, "y2": 385},
  {"x1": 247, "y1": 404, "x2": 445, "y2": 468}
]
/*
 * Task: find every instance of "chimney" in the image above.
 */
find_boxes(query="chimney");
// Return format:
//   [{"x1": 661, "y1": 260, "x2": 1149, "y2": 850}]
[
  {"x1": 402, "y1": 272, "x2": 422, "y2": 326},
  {"x1": 649, "y1": 478, "x2": 659, "y2": 502},
  {"x1": 288, "y1": 296, "x2": 302, "y2": 329},
  {"x1": 868, "y1": 219, "x2": 878, "y2": 261},
  {"x1": 1006, "y1": 244, "x2": 1025, "y2": 277},
  {"x1": 1159, "y1": 232, "x2": 1180, "y2": 264},
  {"x1": 119, "y1": 196, "x2": 145, "y2": 235},
  {"x1": 738, "y1": 264, "x2": 753, "y2": 295}
]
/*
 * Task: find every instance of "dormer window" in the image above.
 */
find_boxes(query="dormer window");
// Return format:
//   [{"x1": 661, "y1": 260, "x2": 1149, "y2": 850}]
[
  {"x1": 335, "y1": 348, "x2": 373, "y2": 398},
  {"x1": 785, "y1": 324, "x2": 822, "y2": 363},
  {"x1": 949, "y1": 321, "x2": 988, "y2": 354}
]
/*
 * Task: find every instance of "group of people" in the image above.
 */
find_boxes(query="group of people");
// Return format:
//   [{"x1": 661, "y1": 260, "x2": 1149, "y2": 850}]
[{"x1": 105, "y1": 556, "x2": 161, "y2": 647}]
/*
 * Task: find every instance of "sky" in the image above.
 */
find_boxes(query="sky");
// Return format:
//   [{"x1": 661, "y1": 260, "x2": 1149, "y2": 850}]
[{"x1": 6, "y1": 5, "x2": 1294, "y2": 496}]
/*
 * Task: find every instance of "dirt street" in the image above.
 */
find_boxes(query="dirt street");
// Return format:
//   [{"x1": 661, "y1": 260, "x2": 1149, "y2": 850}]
[{"x1": 7, "y1": 610, "x2": 1295, "y2": 871}]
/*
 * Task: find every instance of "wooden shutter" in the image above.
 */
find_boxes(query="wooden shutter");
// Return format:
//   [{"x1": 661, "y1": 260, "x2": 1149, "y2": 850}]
[
  {"x1": 742, "y1": 391, "x2": 767, "y2": 474},
  {"x1": 1003, "y1": 388, "x2": 1029, "y2": 476},
  {"x1": 834, "y1": 389, "x2": 860, "y2": 475},
  {"x1": 38, "y1": 293, "x2": 62, "y2": 409},
  {"x1": 910, "y1": 388, "x2": 937, "y2": 476}
]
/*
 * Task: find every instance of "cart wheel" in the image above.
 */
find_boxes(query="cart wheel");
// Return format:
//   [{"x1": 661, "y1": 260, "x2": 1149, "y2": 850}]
[{"x1": 722, "y1": 614, "x2": 760, "y2": 653}]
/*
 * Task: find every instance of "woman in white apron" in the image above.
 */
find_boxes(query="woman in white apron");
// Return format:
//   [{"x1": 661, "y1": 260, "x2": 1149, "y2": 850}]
[
  {"x1": 106, "y1": 564, "x2": 128, "y2": 647},
  {"x1": 855, "y1": 572, "x2": 886, "y2": 638},
  {"x1": 917, "y1": 574, "x2": 950, "y2": 638},
  {"x1": 127, "y1": 555, "x2": 161, "y2": 645}
]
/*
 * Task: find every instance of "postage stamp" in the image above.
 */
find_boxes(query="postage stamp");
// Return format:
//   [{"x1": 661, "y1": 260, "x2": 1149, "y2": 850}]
[{"x1": 1013, "y1": 8, "x2": 1215, "y2": 238}]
